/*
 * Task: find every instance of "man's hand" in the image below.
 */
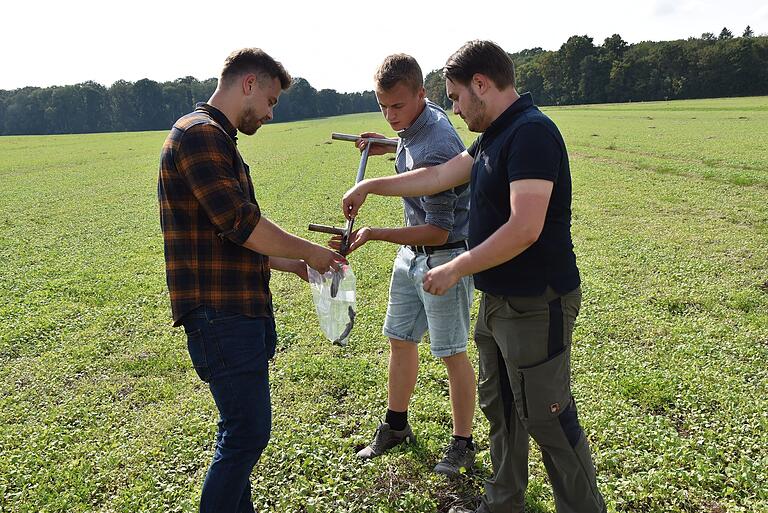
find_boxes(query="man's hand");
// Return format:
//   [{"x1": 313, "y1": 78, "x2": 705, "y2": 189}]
[
  {"x1": 329, "y1": 227, "x2": 373, "y2": 255},
  {"x1": 342, "y1": 180, "x2": 370, "y2": 220},
  {"x1": 292, "y1": 260, "x2": 309, "y2": 282},
  {"x1": 357, "y1": 132, "x2": 396, "y2": 156},
  {"x1": 305, "y1": 244, "x2": 347, "y2": 275},
  {"x1": 423, "y1": 261, "x2": 461, "y2": 296}
]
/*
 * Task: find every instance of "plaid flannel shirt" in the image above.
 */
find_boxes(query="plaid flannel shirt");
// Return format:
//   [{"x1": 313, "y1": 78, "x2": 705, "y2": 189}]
[{"x1": 158, "y1": 103, "x2": 272, "y2": 326}]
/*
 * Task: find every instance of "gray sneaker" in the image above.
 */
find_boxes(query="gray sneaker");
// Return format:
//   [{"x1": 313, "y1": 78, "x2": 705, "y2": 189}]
[
  {"x1": 356, "y1": 422, "x2": 415, "y2": 459},
  {"x1": 434, "y1": 438, "x2": 476, "y2": 477}
]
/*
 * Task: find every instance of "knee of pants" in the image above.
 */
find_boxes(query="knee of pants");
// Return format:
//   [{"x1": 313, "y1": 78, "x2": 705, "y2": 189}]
[
  {"x1": 215, "y1": 401, "x2": 272, "y2": 453},
  {"x1": 209, "y1": 368, "x2": 272, "y2": 452},
  {"x1": 475, "y1": 351, "x2": 501, "y2": 417},
  {"x1": 219, "y1": 420, "x2": 271, "y2": 454}
]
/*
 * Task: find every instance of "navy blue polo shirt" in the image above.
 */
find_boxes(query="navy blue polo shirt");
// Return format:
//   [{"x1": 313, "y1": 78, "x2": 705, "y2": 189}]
[{"x1": 466, "y1": 93, "x2": 580, "y2": 297}]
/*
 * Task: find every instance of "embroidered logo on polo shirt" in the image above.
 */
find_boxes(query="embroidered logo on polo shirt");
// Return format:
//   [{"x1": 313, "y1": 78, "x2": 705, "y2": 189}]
[{"x1": 481, "y1": 153, "x2": 492, "y2": 174}]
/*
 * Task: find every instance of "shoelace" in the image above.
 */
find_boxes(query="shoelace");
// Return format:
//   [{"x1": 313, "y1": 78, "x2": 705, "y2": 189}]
[{"x1": 443, "y1": 442, "x2": 468, "y2": 465}]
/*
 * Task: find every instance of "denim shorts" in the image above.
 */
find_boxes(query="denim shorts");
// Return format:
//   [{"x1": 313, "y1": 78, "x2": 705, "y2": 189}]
[{"x1": 382, "y1": 246, "x2": 474, "y2": 357}]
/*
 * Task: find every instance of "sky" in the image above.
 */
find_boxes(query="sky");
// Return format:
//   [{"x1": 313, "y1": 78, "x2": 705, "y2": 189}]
[{"x1": 2, "y1": 0, "x2": 766, "y2": 93}]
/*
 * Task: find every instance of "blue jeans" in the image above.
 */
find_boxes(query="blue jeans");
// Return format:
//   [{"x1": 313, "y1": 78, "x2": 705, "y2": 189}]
[{"x1": 181, "y1": 306, "x2": 277, "y2": 513}]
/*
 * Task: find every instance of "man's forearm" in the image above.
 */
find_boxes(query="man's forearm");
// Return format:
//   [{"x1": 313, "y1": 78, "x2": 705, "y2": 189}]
[
  {"x1": 370, "y1": 224, "x2": 450, "y2": 246},
  {"x1": 365, "y1": 152, "x2": 473, "y2": 198},
  {"x1": 269, "y1": 256, "x2": 302, "y2": 273},
  {"x1": 242, "y1": 216, "x2": 317, "y2": 259},
  {"x1": 449, "y1": 221, "x2": 538, "y2": 277},
  {"x1": 344, "y1": 152, "x2": 473, "y2": 222},
  {"x1": 448, "y1": 180, "x2": 551, "y2": 277},
  {"x1": 366, "y1": 166, "x2": 443, "y2": 197}
]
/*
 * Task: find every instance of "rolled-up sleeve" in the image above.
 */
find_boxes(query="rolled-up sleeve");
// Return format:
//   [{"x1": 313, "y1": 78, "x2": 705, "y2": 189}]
[
  {"x1": 419, "y1": 149, "x2": 461, "y2": 231},
  {"x1": 421, "y1": 190, "x2": 457, "y2": 231},
  {"x1": 175, "y1": 124, "x2": 261, "y2": 245}
]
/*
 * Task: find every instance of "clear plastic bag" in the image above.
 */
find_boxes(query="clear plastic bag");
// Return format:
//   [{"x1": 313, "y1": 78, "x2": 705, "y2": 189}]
[{"x1": 307, "y1": 263, "x2": 357, "y2": 346}]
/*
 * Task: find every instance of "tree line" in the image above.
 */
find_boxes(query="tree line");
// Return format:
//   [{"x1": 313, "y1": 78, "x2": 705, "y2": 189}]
[
  {"x1": 0, "y1": 77, "x2": 378, "y2": 136},
  {"x1": 1, "y1": 28, "x2": 766, "y2": 136},
  {"x1": 426, "y1": 27, "x2": 767, "y2": 109}
]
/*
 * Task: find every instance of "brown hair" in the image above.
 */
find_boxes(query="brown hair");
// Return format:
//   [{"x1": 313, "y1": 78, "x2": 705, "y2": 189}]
[
  {"x1": 443, "y1": 40, "x2": 515, "y2": 89},
  {"x1": 374, "y1": 54, "x2": 423, "y2": 93},
  {"x1": 220, "y1": 48, "x2": 292, "y2": 90}
]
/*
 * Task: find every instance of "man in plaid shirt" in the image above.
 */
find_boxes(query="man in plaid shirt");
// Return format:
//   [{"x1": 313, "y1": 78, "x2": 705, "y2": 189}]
[{"x1": 158, "y1": 48, "x2": 345, "y2": 513}]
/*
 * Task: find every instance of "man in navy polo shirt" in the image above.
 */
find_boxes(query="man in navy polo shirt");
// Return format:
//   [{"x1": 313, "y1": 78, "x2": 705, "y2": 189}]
[{"x1": 342, "y1": 40, "x2": 605, "y2": 513}]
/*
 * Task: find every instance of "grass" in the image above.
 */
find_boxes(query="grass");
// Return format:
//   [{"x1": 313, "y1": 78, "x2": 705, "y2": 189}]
[{"x1": 0, "y1": 96, "x2": 767, "y2": 513}]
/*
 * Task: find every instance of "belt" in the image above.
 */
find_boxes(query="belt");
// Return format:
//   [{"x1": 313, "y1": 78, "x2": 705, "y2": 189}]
[{"x1": 408, "y1": 240, "x2": 468, "y2": 255}]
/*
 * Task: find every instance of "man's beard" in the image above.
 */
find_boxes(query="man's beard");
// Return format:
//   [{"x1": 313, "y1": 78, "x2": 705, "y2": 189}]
[
  {"x1": 239, "y1": 107, "x2": 263, "y2": 135},
  {"x1": 464, "y1": 91, "x2": 487, "y2": 133}
]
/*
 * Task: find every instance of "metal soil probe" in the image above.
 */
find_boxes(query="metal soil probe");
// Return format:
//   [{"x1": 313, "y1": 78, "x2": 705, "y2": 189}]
[{"x1": 308, "y1": 132, "x2": 398, "y2": 256}]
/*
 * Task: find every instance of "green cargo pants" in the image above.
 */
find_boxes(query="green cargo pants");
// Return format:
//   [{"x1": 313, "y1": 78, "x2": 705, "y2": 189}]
[{"x1": 475, "y1": 287, "x2": 605, "y2": 513}]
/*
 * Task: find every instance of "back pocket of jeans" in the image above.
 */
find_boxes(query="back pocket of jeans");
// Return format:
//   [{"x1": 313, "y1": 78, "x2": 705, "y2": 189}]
[{"x1": 185, "y1": 329, "x2": 211, "y2": 382}]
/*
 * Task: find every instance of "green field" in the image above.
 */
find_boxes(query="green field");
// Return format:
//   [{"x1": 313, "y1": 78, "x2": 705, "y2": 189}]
[{"x1": 1, "y1": 96, "x2": 767, "y2": 513}]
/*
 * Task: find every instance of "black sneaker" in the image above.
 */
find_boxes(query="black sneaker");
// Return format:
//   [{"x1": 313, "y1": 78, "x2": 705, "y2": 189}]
[
  {"x1": 356, "y1": 422, "x2": 415, "y2": 459},
  {"x1": 434, "y1": 438, "x2": 476, "y2": 477}
]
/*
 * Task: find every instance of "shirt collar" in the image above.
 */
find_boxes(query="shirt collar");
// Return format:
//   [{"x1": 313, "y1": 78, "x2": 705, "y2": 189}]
[
  {"x1": 195, "y1": 102, "x2": 238, "y2": 144},
  {"x1": 482, "y1": 92, "x2": 534, "y2": 141},
  {"x1": 397, "y1": 100, "x2": 432, "y2": 140}
]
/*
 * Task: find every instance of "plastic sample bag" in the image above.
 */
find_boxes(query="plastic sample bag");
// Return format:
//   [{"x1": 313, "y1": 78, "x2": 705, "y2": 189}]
[{"x1": 307, "y1": 263, "x2": 357, "y2": 346}]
